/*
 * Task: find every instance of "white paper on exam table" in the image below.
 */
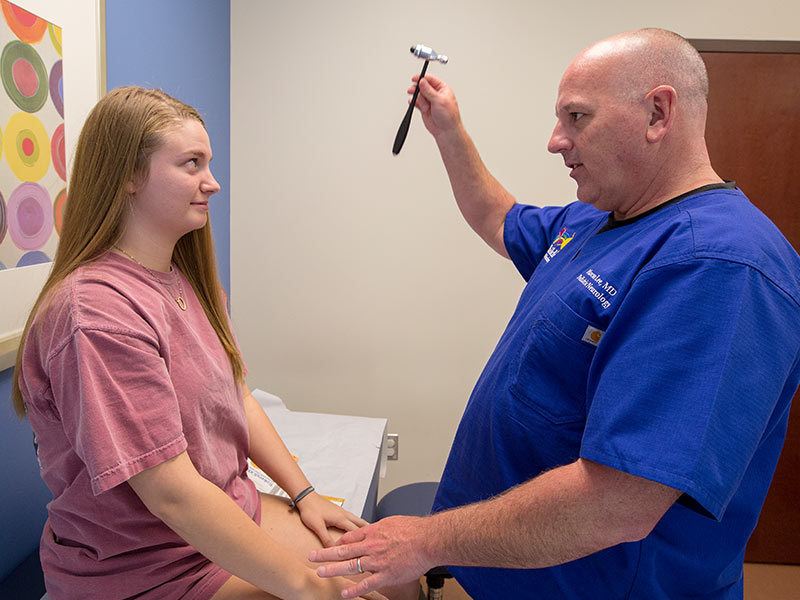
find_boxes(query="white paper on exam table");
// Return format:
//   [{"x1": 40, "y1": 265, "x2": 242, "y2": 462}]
[{"x1": 249, "y1": 389, "x2": 387, "y2": 517}]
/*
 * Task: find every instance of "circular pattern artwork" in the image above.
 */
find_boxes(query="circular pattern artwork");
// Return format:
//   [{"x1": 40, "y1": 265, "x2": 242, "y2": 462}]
[
  {"x1": 1, "y1": 39, "x2": 48, "y2": 112},
  {"x1": 1, "y1": 1, "x2": 46, "y2": 44},
  {"x1": 7, "y1": 181, "x2": 52, "y2": 250},
  {"x1": 5, "y1": 111, "x2": 50, "y2": 181},
  {"x1": 49, "y1": 58, "x2": 62, "y2": 117},
  {"x1": 51, "y1": 121, "x2": 65, "y2": 180},
  {"x1": 16, "y1": 249, "x2": 49, "y2": 267},
  {"x1": 0, "y1": 3, "x2": 64, "y2": 271},
  {"x1": 48, "y1": 22, "x2": 61, "y2": 56},
  {"x1": 53, "y1": 186, "x2": 65, "y2": 234}
]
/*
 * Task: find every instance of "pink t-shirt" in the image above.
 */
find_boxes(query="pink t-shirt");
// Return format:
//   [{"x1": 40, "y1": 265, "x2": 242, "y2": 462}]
[{"x1": 20, "y1": 252, "x2": 260, "y2": 600}]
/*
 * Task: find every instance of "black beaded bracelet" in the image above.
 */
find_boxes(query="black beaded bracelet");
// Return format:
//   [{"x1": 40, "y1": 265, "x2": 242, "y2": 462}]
[{"x1": 288, "y1": 485, "x2": 315, "y2": 509}]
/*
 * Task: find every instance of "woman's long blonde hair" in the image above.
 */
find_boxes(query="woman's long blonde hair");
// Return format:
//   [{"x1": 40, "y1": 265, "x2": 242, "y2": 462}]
[{"x1": 12, "y1": 86, "x2": 244, "y2": 417}]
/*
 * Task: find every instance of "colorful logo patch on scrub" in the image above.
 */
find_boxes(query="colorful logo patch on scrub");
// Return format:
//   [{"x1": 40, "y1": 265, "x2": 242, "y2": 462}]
[
  {"x1": 581, "y1": 324, "x2": 605, "y2": 346},
  {"x1": 543, "y1": 227, "x2": 575, "y2": 263}
]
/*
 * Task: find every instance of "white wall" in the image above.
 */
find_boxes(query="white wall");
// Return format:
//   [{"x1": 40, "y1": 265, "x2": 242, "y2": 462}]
[{"x1": 231, "y1": 0, "x2": 800, "y2": 496}]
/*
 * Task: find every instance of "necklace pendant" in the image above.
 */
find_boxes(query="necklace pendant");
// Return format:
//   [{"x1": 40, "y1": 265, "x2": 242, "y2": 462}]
[{"x1": 176, "y1": 296, "x2": 187, "y2": 311}]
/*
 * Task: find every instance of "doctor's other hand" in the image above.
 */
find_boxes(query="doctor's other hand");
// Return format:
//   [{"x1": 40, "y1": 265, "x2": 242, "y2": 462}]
[{"x1": 309, "y1": 515, "x2": 434, "y2": 599}]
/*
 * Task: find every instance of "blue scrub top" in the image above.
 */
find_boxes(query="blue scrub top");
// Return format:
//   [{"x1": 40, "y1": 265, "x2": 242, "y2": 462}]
[{"x1": 434, "y1": 185, "x2": 800, "y2": 599}]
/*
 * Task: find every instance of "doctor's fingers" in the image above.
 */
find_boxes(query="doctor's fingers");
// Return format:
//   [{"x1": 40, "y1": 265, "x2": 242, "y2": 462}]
[
  {"x1": 316, "y1": 556, "x2": 365, "y2": 579},
  {"x1": 411, "y1": 72, "x2": 445, "y2": 89},
  {"x1": 309, "y1": 538, "x2": 366, "y2": 565},
  {"x1": 343, "y1": 574, "x2": 393, "y2": 600}
]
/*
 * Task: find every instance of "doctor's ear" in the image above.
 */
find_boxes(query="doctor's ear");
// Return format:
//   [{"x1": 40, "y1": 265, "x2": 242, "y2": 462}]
[{"x1": 645, "y1": 85, "x2": 677, "y2": 143}]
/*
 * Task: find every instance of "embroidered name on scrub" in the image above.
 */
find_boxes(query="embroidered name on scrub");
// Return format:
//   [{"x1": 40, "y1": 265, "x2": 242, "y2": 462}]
[
  {"x1": 577, "y1": 268, "x2": 616, "y2": 309},
  {"x1": 543, "y1": 227, "x2": 574, "y2": 263}
]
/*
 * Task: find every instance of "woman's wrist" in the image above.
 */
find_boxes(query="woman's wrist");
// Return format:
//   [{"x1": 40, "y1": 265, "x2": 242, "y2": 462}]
[
  {"x1": 288, "y1": 485, "x2": 315, "y2": 509},
  {"x1": 295, "y1": 491, "x2": 325, "y2": 517}
]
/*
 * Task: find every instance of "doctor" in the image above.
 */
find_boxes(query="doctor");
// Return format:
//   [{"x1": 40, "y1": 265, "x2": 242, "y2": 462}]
[{"x1": 311, "y1": 28, "x2": 800, "y2": 599}]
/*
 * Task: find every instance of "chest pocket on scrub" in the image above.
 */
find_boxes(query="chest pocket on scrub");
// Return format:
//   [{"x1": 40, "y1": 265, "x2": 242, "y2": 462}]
[{"x1": 509, "y1": 295, "x2": 597, "y2": 424}]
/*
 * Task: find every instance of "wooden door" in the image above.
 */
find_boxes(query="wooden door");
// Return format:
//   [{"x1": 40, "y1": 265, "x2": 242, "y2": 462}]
[{"x1": 692, "y1": 39, "x2": 800, "y2": 564}]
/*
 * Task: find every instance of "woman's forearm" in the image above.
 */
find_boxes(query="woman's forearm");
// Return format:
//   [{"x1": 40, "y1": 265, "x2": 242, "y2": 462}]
[{"x1": 242, "y1": 386, "x2": 313, "y2": 500}]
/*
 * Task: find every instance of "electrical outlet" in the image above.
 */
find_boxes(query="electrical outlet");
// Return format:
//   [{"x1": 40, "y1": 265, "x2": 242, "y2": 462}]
[{"x1": 386, "y1": 433, "x2": 399, "y2": 460}]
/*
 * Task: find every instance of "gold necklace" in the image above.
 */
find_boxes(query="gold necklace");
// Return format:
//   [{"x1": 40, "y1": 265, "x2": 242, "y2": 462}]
[{"x1": 113, "y1": 245, "x2": 188, "y2": 311}]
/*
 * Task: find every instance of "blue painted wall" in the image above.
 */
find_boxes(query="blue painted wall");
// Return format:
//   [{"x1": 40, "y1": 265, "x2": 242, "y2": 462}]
[
  {"x1": 105, "y1": 0, "x2": 232, "y2": 295},
  {"x1": 0, "y1": 369, "x2": 51, "y2": 582}
]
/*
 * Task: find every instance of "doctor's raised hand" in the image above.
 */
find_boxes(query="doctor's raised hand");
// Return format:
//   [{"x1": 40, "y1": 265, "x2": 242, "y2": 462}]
[{"x1": 408, "y1": 73, "x2": 463, "y2": 140}]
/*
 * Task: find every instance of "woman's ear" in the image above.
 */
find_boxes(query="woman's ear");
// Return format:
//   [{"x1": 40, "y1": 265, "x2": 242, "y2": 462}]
[
  {"x1": 645, "y1": 85, "x2": 677, "y2": 143},
  {"x1": 125, "y1": 180, "x2": 136, "y2": 195}
]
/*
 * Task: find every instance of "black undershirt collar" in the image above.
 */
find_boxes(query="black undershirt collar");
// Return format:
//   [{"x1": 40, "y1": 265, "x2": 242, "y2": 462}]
[{"x1": 597, "y1": 180, "x2": 736, "y2": 234}]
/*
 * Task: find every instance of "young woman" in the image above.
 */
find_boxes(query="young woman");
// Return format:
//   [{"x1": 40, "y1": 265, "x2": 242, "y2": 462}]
[{"x1": 12, "y1": 87, "x2": 415, "y2": 600}]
